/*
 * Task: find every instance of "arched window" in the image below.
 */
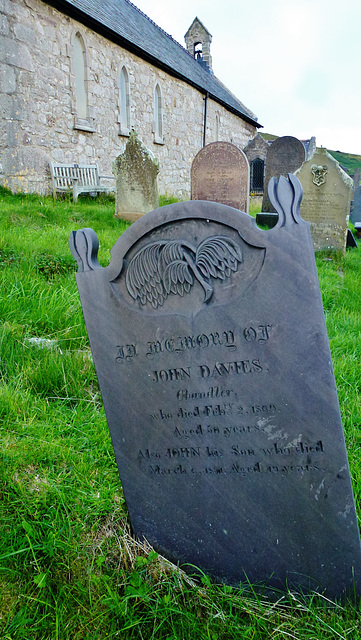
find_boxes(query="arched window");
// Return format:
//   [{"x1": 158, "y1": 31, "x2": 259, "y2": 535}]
[
  {"x1": 250, "y1": 158, "x2": 265, "y2": 192},
  {"x1": 119, "y1": 65, "x2": 131, "y2": 136},
  {"x1": 73, "y1": 33, "x2": 88, "y2": 121},
  {"x1": 154, "y1": 83, "x2": 163, "y2": 144},
  {"x1": 72, "y1": 32, "x2": 93, "y2": 131},
  {"x1": 215, "y1": 113, "x2": 219, "y2": 141},
  {"x1": 194, "y1": 42, "x2": 203, "y2": 60}
]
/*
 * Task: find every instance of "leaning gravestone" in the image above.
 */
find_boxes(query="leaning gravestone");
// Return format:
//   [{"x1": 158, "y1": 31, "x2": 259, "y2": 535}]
[
  {"x1": 70, "y1": 175, "x2": 361, "y2": 599},
  {"x1": 113, "y1": 131, "x2": 159, "y2": 222},
  {"x1": 191, "y1": 142, "x2": 249, "y2": 213},
  {"x1": 262, "y1": 136, "x2": 306, "y2": 212},
  {"x1": 295, "y1": 149, "x2": 353, "y2": 252}
]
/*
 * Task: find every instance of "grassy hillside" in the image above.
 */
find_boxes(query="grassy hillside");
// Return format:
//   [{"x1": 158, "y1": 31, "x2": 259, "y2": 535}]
[
  {"x1": 327, "y1": 149, "x2": 361, "y2": 178},
  {"x1": 261, "y1": 133, "x2": 361, "y2": 178},
  {"x1": 1, "y1": 189, "x2": 361, "y2": 639}
]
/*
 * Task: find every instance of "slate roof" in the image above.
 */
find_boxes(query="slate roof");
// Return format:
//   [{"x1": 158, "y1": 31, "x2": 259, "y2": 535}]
[{"x1": 45, "y1": 0, "x2": 260, "y2": 127}]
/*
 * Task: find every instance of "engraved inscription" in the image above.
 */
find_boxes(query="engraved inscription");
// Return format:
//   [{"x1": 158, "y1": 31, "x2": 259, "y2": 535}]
[
  {"x1": 146, "y1": 330, "x2": 236, "y2": 359},
  {"x1": 116, "y1": 344, "x2": 137, "y2": 362},
  {"x1": 191, "y1": 142, "x2": 249, "y2": 210},
  {"x1": 138, "y1": 439, "x2": 326, "y2": 477},
  {"x1": 115, "y1": 324, "x2": 272, "y2": 364},
  {"x1": 124, "y1": 313, "x2": 324, "y2": 482},
  {"x1": 152, "y1": 367, "x2": 191, "y2": 383},
  {"x1": 199, "y1": 359, "x2": 263, "y2": 378},
  {"x1": 151, "y1": 402, "x2": 278, "y2": 424},
  {"x1": 151, "y1": 359, "x2": 264, "y2": 383},
  {"x1": 243, "y1": 325, "x2": 272, "y2": 343},
  {"x1": 176, "y1": 385, "x2": 235, "y2": 401}
]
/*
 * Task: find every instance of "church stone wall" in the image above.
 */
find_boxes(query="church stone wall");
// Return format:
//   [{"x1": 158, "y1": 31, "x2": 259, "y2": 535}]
[{"x1": 1, "y1": 0, "x2": 257, "y2": 198}]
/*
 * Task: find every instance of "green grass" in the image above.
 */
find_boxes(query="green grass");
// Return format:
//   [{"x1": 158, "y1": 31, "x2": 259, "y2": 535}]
[
  {"x1": 1, "y1": 189, "x2": 361, "y2": 639},
  {"x1": 327, "y1": 150, "x2": 361, "y2": 177}
]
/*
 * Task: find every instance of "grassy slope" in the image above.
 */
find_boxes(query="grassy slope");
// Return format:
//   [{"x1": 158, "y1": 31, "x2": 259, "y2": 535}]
[
  {"x1": 326, "y1": 150, "x2": 361, "y2": 178},
  {"x1": 261, "y1": 134, "x2": 361, "y2": 177},
  {"x1": 1, "y1": 190, "x2": 361, "y2": 639}
]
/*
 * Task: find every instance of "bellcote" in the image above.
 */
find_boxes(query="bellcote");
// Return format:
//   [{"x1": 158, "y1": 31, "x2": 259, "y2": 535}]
[{"x1": 184, "y1": 17, "x2": 212, "y2": 72}]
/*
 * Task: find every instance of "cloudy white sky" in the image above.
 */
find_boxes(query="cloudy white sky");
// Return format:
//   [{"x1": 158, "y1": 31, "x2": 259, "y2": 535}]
[{"x1": 133, "y1": 0, "x2": 361, "y2": 154}]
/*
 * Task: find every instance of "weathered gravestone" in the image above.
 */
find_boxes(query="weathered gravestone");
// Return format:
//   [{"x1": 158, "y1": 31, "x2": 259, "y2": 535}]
[
  {"x1": 262, "y1": 136, "x2": 306, "y2": 212},
  {"x1": 70, "y1": 174, "x2": 361, "y2": 599},
  {"x1": 350, "y1": 185, "x2": 361, "y2": 225},
  {"x1": 295, "y1": 149, "x2": 353, "y2": 252},
  {"x1": 113, "y1": 131, "x2": 159, "y2": 222},
  {"x1": 191, "y1": 142, "x2": 249, "y2": 213}
]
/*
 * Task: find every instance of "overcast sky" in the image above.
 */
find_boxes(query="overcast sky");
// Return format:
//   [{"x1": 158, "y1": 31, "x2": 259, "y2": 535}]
[{"x1": 133, "y1": 0, "x2": 361, "y2": 154}]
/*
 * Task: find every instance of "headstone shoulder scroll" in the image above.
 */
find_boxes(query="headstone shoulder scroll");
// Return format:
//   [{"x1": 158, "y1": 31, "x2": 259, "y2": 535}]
[{"x1": 70, "y1": 177, "x2": 361, "y2": 601}]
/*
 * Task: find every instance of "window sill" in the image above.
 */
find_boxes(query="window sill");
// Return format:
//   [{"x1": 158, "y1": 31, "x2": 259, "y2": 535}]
[
  {"x1": 118, "y1": 126, "x2": 130, "y2": 137},
  {"x1": 154, "y1": 136, "x2": 164, "y2": 145},
  {"x1": 74, "y1": 119, "x2": 95, "y2": 133}
]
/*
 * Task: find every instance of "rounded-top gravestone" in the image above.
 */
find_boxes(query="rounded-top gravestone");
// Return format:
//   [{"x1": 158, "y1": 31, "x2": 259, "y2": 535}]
[
  {"x1": 262, "y1": 136, "x2": 306, "y2": 212},
  {"x1": 191, "y1": 142, "x2": 249, "y2": 213}
]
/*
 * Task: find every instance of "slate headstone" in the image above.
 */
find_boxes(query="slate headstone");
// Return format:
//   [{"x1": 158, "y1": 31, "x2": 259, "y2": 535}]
[
  {"x1": 262, "y1": 136, "x2": 306, "y2": 212},
  {"x1": 353, "y1": 167, "x2": 360, "y2": 194},
  {"x1": 295, "y1": 149, "x2": 353, "y2": 252},
  {"x1": 347, "y1": 229, "x2": 358, "y2": 248},
  {"x1": 350, "y1": 186, "x2": 361, "y2": 225},
  {"x1": 256, "y1": 212, "x2": 278, "y2": 228},
  {"x1": 191, "y1": 142, "x2": 249, "y2": 213},
  {"x1": 113, "y1": 131, "x2": 159, "y2": 222},
  {"x1": 70, "y1": 175, "x2": 361, "y2": 599}
]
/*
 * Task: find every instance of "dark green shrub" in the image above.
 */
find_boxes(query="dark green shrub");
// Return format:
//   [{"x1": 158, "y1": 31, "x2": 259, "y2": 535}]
[
  {"x1": 34, "y1": 253, "x2": 77, "y2": 279},
  {"x1": 0, "y1": 247, "x2": 21, "y2": 267}
]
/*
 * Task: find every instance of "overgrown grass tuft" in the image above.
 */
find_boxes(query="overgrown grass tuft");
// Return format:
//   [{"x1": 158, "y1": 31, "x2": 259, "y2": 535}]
[{"x1": 1, "y1": 189, "x2": 361, "y2": 639}]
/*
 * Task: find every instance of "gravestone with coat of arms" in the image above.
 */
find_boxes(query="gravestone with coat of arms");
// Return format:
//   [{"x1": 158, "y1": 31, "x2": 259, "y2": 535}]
[{"x1": 295, "y1": 149, "x2": 352, "y2": 252}]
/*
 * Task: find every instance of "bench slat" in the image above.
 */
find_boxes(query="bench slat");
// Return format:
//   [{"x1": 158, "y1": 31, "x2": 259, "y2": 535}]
[{"x1": 50, "y1": 162, "x2": 112, "y2": 201}]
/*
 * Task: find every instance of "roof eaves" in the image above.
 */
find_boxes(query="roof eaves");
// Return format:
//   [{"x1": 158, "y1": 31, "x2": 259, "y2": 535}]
[{"x1": 44, "y1": 0, "x2": 260, "y2": 128}]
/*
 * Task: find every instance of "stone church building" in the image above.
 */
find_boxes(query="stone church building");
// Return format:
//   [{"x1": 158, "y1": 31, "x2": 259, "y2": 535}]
[{"x1": 1, "y1": 0, "x2": 260, "y2": 198}]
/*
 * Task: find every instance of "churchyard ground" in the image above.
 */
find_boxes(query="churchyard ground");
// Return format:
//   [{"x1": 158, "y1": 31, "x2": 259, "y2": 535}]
[{"x1": 1, "y1": 188, "x2": 361, "y2": 639}]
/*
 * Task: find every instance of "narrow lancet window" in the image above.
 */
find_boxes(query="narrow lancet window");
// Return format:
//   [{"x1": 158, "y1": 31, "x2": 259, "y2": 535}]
[
  {"x1": 120, "y1": 66, "x2": 131, "y2": 135},
  {"x1": 73, "y1": 33, "x2": 88, "y2": 121},
  {"x1": 154, "y1": 83, "x2": 163, "y2": 143}
]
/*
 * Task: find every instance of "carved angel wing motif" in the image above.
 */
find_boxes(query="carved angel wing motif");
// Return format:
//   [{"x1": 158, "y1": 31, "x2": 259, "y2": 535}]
[
  {"x1": 126, "y1": 236, "x2": 243, "y2": 309},
  {"x1": 196, "y1": 236, "x2": 243, "y2": 280}
]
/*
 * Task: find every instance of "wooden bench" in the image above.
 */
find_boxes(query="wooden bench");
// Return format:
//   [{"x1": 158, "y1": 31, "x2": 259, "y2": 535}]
[{"x1": 50, "y1": 162, "x2": 113, "y2": 202}]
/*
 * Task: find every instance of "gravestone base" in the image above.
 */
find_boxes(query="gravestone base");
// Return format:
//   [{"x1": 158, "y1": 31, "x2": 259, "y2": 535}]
[
  {"x1": 308, "y1": 223, "x2": 348, "y2": 252},
  {"x1": 115, "y1": 211, "x2": 144, "y2": 223}
]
